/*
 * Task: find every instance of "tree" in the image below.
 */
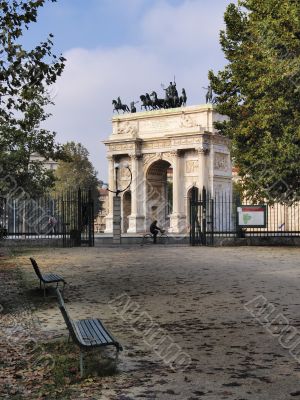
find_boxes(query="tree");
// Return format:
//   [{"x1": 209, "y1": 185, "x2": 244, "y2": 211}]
[
  {"x1": 53, "y1": 142, "x2": 100, "y2": 215},
  {"x1": 209, "y1": 0, "x2": 300, "y2": 203},
  {"x1": 53, "y1": 142, "x2": 99, "y2": 193},
  {"x1": 0, "y1": 0, "x2": 66, "y2": 197}
]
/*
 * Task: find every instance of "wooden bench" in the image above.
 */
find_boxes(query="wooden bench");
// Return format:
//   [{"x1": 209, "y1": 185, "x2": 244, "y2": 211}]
[
  {"x1": 30, "y1": 258, "x2": 66, "y2": 298},
  {"x1": 56, "y1": 288, "x2": 123, "y2": 377}
]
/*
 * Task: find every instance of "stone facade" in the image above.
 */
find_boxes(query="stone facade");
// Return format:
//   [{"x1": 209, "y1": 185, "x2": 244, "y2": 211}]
[
  {"x1": 94, "y1": 188, "x2": 109, "y2": 233},
  {"x1": 104, "y1": 105, "x2": 232, "y2": 233}
]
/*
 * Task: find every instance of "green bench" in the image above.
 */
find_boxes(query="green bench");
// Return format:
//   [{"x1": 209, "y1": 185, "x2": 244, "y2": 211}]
[
  {"x1": 56, "y1": 288, "x2": 123, "y2": 377},
  {"x1": 30, "y1": 257, "x2": 66, "y2": 297}
]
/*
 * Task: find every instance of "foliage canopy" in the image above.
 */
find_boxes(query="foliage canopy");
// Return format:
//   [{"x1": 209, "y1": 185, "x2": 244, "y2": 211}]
[
  {"x1": 209, "y1": 0, "x2": 300, "y2": 203},
  {"x1": 0, "y1": 0, "x2": 66, "y2": 197}
]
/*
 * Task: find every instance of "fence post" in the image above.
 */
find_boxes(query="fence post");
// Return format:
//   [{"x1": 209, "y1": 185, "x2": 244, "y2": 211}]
[
  {"x1": 202, "y1": 187, "x2": 207, "y2": 245},
  {"x1": 235, "y1": 193, "x2": 245, "y2": 238},
  {"x1": 88, "y1": 189, "x2": 94, "y2": 247},
  {"x1": 190, "y1": 187, "x2": 198, "y2": 246}
]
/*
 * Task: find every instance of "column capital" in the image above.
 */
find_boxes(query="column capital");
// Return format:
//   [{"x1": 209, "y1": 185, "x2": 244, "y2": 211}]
[
  {"x1": 129, "y1": 153, "x2": 142, "y2": 160},
  {"x1": 197, "y1": 145, "x2": 210, "y2": 156},
  {"x1": 107, "y1": 154, "x2": 114, "y2": 161},
  {"x1": 170, "y1": 149, "x2": 184, "y2": 158}
]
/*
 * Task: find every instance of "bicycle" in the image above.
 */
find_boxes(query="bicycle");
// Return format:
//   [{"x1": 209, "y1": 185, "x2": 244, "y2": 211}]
[{"x1": 141, "y1": 230, "x2": 169, "y2": 246}]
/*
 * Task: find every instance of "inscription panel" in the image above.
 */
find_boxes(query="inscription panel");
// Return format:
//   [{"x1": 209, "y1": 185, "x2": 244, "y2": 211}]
[{"x1": 139, "y1": 117, "x2": 180, "y2": 133}]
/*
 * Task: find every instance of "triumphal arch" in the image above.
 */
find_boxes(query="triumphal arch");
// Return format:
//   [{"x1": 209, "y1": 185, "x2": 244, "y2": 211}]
[{"x1": 104, "y1": 104, "x2": 232, "y2": 234}]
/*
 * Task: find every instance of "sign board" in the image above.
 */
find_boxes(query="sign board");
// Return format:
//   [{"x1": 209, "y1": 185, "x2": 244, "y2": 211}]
[{"x1": 237, "y1": 205, "x2": 267, "y2": 228}]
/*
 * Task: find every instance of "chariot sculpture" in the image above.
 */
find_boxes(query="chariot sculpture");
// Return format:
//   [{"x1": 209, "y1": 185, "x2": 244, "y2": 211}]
[{"x1": 112, "y1": 80, "x2": 187, "y2": 114}]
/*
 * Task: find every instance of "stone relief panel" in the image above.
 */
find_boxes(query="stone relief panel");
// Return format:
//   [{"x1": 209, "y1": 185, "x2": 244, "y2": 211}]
[
  {"x1": 119, "y1": 167, "x2": 132, "y2": 180},
  {"x1": 108, "y1": 143, "x2": 135, "y2": 152},
  {"x1": 214, "y1": 152, "x2": 229, "y2": 172},
  {"x1": 185, "y1": 160, "x2": 198, "y2": 174},
  {"x1": 180, "y1": 114, "x2": 197, "y2": 128},
  {"x1": 213, "y1": 136, "x2": 230, "y2": 146},
  {"x1": 117, "y1": 121, "x2": 138, "y2": 136},
  {"x1": 172, "y1": 136, "x2": 201, "y2": 146},
  {"x1": 143, "y1": 140, "x2": 171, "y2": 149}
]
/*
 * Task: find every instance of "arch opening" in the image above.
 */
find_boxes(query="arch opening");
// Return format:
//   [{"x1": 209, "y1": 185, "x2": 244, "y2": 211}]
[
  {"x1": 146, "y1": 160, "x2": 173, "y2": 230},
  {"x1": 187, "y1": 186, "x2": 199, "y2": 229}
]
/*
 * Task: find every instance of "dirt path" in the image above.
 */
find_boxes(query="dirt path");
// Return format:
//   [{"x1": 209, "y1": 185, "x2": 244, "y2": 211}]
[{"x1": 2, "y1": 246, "x2": 300, "y2": 399}]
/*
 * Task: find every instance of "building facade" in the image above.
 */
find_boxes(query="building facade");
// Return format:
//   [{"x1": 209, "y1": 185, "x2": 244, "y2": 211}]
[
  {"x1": 104, "y1": 105, "x2": 232, "y2": 234},
  {"x1": 94, "y1": 188, "x2": 109, "y2": 233}
]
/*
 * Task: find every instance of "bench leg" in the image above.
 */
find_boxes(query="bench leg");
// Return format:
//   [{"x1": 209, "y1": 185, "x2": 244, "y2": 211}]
[
  {"x1": 80, "y1": 351, "x2": 84, "y2": 378},
  {"x1": 114, "y1": 348, "x2": 120, "y2": 368}
]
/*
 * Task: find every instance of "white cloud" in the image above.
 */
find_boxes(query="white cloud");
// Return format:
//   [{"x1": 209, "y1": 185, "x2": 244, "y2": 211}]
[
  {"x1": 46, "y1": 0, "x2": 232, "y2": 179},
  {"x1": 141, "y1": 0, "x2": 226, "y2": 54}
]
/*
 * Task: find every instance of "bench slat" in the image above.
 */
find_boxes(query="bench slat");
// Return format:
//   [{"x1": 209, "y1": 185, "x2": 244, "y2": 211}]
[
  {"x1": 78, "y1": 320, "x2": 108, "y2": 345},
  {"x1": 43, "y1": 273, "x2": 64, "y2": 283},
  {"x1": 86, "y1": 319, "x2": 110, "y2": 344},
  {"x1": 76, "y1": 320, "x2": 98, "y2": 345},
  {"x1": 74, "y1": 321, "x2": 94, "y2": 347},
  {"x1": 90, "y1": 319, "x2": 115, "y2": 344}
]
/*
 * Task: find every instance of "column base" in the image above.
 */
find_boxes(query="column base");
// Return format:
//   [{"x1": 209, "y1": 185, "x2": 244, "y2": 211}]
[
  {"x1": 168, "y1": 214, "x2": 187, "y2": 234},
  {"x1": 127, "y1": 215, "x2": 146, "y2": 233}
]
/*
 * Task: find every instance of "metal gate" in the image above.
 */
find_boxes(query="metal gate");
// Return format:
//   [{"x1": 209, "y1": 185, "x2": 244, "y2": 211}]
[
  {"x1": 190, "y1": 187, "x2": 214, "y2": 246},
  {"x1": 0, "y1": 189, "x2": 95, "y2": 247},
  {"x1": 190, "y1": 188, "x2": 300, "y2": 246},
  {"x1": 62, "y1": 189, "x2": 95, "y2": 247}
]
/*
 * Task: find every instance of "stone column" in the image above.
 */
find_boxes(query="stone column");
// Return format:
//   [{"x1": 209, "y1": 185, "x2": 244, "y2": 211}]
[
  {"x1": 104, "y1": 155, "x2": 114, "y2": 233},
  {"x1": 197, "y1": 145, "x2": 210, "y2": 192},
  {"x1": 169, "y1": 151, "x2": 186, "y2": 233},
  {"x1": 127, "y1": 154, "x2": 145, "y2": 233}
]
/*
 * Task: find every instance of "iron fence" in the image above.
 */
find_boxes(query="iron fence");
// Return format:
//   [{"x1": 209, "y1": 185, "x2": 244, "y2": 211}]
[
  {"x1": 190, "y1": 188, "x2": 300, "y2": 246},
  {"x1": 0, "y1": 189, "x2": 94, "y2": 247}
]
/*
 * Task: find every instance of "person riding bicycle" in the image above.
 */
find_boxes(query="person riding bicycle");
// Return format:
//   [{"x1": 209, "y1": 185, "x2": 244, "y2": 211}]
[{"x1": 150, "y1": 220, "x2": 164, "y2": 244}]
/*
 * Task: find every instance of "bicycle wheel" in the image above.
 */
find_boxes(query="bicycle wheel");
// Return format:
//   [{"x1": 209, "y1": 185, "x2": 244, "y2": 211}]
[
  {"x1": 141, "y1": 234, "x2": 153, "y2": 246},
  {"x1": 158, "y1": 234, "x2": 168, "y2": 245}
]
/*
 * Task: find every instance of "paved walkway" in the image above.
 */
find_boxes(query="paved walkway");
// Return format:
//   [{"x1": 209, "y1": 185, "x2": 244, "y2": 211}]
[{"x1": 14, "y1": 246, "x2": 300, "y2": 399}]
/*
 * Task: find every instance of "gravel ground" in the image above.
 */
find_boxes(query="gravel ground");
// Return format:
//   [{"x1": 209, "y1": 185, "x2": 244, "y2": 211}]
[{"x1": 4, "y1": 245, "x2": 300, "y2": 399}]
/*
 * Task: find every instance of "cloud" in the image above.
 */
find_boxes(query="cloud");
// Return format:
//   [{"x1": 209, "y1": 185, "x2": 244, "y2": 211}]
[
  {"x1": 46, "y1": 0, "x2": 232, "y2": 179},
  {"x1": 141, "y1": 0, "x2": 226, "y2": 55}
]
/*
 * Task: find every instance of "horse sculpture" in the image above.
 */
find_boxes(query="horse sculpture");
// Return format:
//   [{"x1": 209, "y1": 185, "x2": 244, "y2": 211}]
[
  {"x1": 114, "y1": 82, "x2": 188, "y2": 113},
  {"x1": 203, "y1": 86, "x2": 215, "y2": 104},
  {"x1": 140, "y1": 94, "x2": 153, "y2": 111},
  {"x1": 150, "y1": 91, "x2": 166, "y2": 109},
  {"x1": 112, "y1": 99, "x2": 130, "y2": 114}
]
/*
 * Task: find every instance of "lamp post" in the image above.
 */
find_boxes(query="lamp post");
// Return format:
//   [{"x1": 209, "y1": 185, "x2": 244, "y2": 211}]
[{"x1": 103, "y1": 162, "x2": 132, "y2": 244}]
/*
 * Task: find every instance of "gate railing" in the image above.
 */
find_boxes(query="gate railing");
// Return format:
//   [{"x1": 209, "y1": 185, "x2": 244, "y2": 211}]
[
  {"x1": 190, "y1": 188, "x2": 300, "y2": 246},
  {"x1": 0, "y1": 189, "x2": 95, "y2": 247}
]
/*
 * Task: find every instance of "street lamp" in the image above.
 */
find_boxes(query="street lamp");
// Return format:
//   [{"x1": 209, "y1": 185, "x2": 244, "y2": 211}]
[
  {"x1": 103, "y1": 162, "x2": 132, "y2": 244},
  {"x1": 103, "y1": 162, "x2": 132, "y2": 196}
]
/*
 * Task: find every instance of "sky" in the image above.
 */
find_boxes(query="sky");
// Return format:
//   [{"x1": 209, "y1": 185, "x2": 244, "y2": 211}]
[{"x1": 22, "y1": 0, "x2": 234, "y2": 180}]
